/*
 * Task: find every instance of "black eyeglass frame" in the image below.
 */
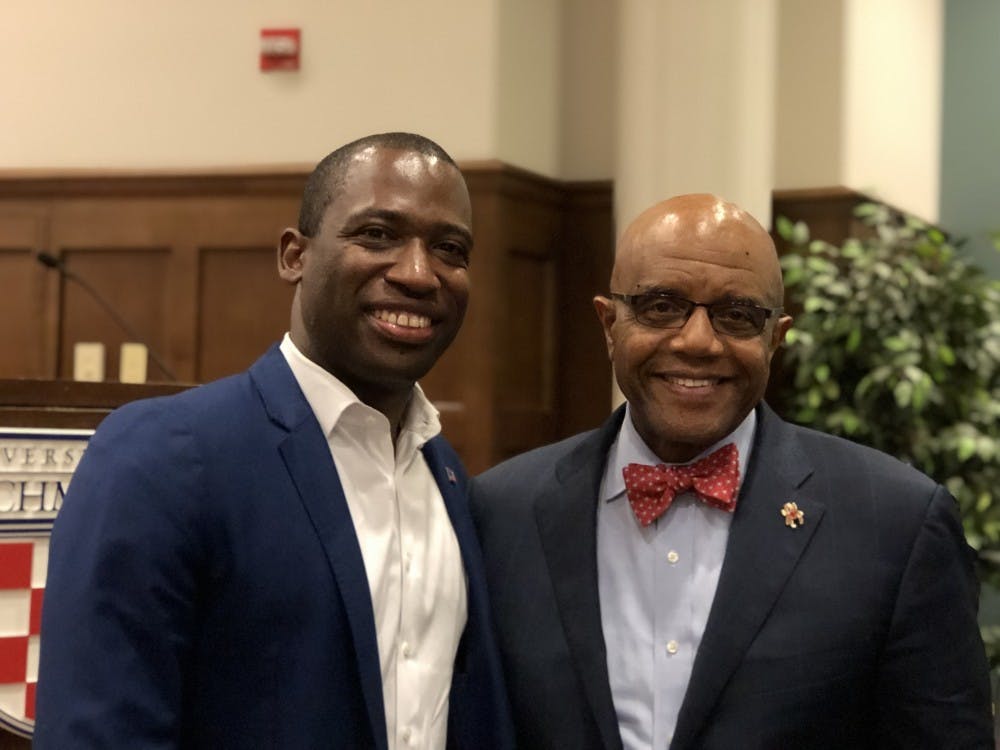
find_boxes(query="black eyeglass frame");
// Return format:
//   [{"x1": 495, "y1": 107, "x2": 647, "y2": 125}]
[{"x1": 608, "y1": 291, "x2": 783, "y2": 338}]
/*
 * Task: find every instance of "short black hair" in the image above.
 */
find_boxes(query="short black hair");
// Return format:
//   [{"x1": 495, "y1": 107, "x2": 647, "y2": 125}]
[{"x1": 297, "y1": 132, "x2": 459, "y2": 236}]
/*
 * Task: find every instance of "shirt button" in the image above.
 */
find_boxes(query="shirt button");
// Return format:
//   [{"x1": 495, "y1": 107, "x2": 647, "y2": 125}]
[
  {"x1": 401, "y1": 641, "x2": 413, "y2": 659},
  {"x1": 667, "y1": 550, "x2": 679, "y2": 564},
  {"x1": 402, "y1": 727, "x2": 413, "y2": 743},
  {"x1": 666, "y1": 640, "x2": 679, "y2": 655}
]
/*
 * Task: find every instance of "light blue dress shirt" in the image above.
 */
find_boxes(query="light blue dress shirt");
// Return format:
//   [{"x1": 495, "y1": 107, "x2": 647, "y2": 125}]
[{"x1": 597, "y1": 406, "x2": 756, "y2": 749}]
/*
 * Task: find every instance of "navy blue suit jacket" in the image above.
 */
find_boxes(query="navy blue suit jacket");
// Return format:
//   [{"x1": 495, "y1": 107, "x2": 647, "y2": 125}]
[
  {"x1": 36, "y1": 345, "x2": 513, "y2": 749},
  {"x1": 471, "y1": 404, "x2": 992, "y2": 749}
]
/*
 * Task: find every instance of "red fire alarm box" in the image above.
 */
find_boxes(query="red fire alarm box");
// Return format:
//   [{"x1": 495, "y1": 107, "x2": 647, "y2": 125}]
[{"x1": 260, "y1": 28, "x2": 300, "y2": 71}]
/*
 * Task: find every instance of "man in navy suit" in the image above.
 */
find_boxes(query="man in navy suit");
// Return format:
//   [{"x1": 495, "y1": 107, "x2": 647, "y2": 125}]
[
  {"x1": 471, "y1": 193, "x2": 992, "y2": 748},
  {"x1": 36, "y1": 132, "x2": 513, "y2": 749}
]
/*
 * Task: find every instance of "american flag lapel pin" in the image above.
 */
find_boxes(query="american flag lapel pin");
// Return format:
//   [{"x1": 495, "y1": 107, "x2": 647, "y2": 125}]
[
  {"x1": 781, "y1": 501, "x2": 804, "y2": 528},
  {"x1": 445, "y1": 466, "x2": 457, "y2": 485}
]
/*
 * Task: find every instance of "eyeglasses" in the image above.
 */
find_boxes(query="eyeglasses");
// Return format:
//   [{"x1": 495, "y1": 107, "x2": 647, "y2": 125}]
[{"x1": 608, "y1": 292, "x2": 782, "y2": 338}]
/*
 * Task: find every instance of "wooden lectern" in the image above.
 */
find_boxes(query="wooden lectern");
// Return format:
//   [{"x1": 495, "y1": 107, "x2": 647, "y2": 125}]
[
  {"x1": 0, "y1": 379, "x2": 190, "y2": 432},
  {"x1": 0, "y1": 379, "x2": 189, "y2": 748}
]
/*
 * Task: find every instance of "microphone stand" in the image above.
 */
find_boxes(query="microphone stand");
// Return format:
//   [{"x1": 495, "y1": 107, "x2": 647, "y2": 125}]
[{"x1": 37, "y1": 252, "x2": 179, "y2": 382}]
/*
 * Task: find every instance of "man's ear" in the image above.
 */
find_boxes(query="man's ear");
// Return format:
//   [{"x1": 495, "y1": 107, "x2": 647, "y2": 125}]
[
  {"x1": 769, "y1": 313, "x2": 793, "y2": 355},
  {"x1": 593, "y1": 295, "x2": 617, "y2": 361},
  {"x1": 278, "y1": 228, "x2": 307, "y2": 284}
]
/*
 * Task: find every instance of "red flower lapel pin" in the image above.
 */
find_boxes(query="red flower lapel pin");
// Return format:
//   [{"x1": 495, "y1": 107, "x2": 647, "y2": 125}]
[{"x1": 781, "y1": 501, "x2": 805, "y2": 529}]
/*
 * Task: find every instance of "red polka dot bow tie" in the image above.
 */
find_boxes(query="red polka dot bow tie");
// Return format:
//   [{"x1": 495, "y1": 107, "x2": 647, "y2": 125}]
[{"x1": 622, "y1": 443, "x2": 740, "y2": 527}]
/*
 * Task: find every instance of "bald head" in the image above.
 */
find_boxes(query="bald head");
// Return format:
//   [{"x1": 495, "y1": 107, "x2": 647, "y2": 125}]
[
  {"x1": 614, "y1": 193, "x2": 784, "y2": 306},
  {"x1": 595, "y1": 193, "x2": 792, "y2": 462}
]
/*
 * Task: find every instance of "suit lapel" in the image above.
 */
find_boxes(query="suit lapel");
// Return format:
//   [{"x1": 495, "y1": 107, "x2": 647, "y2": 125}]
[
  {"x1": 422, "y1": 439, "x2": 474, "y2": 574},
  {"x1": 534, "y1": 408, "x2": 626, "y2": 750},
  {"x1": 421, "y1": 438, "x2": 470, "y2": 665},
  {"x1": 422, "y1": 439, "x2": 482, "y2": 684},
  {"x1": 671, "y1": 405, "x2": 826, "y2": 749},
  {"x1": 421, "y1": 438, "x2": 481, "y2": 662},
  {"x1": 427, "y1": 438, "x2": 519, "y2": 749},
  {"x1": 249, "y1": 347, "x2": 388, "y2": 750}
]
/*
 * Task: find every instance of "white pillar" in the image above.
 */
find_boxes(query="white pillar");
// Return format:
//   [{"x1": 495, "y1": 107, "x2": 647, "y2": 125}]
[{"x1": 615, "y1": 0, "x2": 778, "y2": 231}]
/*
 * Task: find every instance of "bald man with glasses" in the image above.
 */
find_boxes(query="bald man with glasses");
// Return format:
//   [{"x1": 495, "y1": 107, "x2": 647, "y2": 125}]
[{"x1": 470, "y1": 194, "x2": 992, "y2": 749}]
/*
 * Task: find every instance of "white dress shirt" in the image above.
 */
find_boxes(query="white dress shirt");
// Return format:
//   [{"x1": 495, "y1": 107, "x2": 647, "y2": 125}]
[
  {"x1": 597, "y1": 406, "x2": 756, "y2": 749},
  {"x1": 280, "y1": 335, "x2": 467, "y2": 750}
]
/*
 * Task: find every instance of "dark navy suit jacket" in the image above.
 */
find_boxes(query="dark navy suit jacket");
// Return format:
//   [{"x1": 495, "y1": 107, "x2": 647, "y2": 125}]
[
  {"x1": 35, "y1": 345, "x2": 513, "y2": 749},
  {"x1": 471, "y1": 404, "x2": 992, "y2": 749}
]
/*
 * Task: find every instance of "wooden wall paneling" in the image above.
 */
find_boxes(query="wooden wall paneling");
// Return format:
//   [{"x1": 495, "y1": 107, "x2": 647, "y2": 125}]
[
  {"x1": 556, "y1": 182, "x2": 615, "y2": 439},
  {"x1": 50, "y1": 199, "x2": 190, "y2": 383},
  {"x1": 492, "y1": 174, "x2": 563, "y2": 462},
  {"x1": 496, "y1": 244, "x2": 557, "y2": 460},
  {"x1": 56, "y1": 248, "x2": 171, "y2": 382},
  {"x1": 190, "y1": 195, "x2": 300, "y2": 381},
  {"x1": 52, "y1": 198, "x2": 184, "y2": 247},
  {"x1": 0, "y1": 208, "x2": 51, "y2": 379},
  {"x1": 416, "y1": 321, "x2": 475, "y2": 470},
  {"x1": 197, "y1": 246, "x2": 294, "y2": 382},
  {"x1": 0, "y1": 167, "x2": 615, "y2": 475},
  {"x1": 438, "y1": 163, "x2": 614, "y2": 472},
  {"x1": 423, "y1": 168, "x2": 506, "y2": 473},
  {"x1": 167, "y1": 235, "x2": 201, "y2": 383},
  {"x1": 15, "y1": 174, "x2": 308, "y2": 385},
  {"x1": 771, "y1": 187, "x2": 867, "y2": 252},
  {"x1": 501, "y1": 247, "x2": 556, "y2": 410}
]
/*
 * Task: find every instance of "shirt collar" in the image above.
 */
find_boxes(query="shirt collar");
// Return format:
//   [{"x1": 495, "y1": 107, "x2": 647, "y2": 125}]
[
  {"x1": 279, "y1": 333, "x2": 441, "y2": 448},
  {"x1": 600, "y1": 403, "x2": 757, "y2": 503}
]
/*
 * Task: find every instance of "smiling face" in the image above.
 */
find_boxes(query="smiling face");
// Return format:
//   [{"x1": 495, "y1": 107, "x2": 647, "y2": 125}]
[
  {"x1": 279, "y1": 145, "x2": 472, "y2": 416},
  {"x1": 594, "y1": 194, "x2": 792, "y2": 462}
]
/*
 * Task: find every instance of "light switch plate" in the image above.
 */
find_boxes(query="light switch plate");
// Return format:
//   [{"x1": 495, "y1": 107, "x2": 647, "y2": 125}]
[
  {"x1": 119, "y1": 342, "x2": 148, "y2": 384},
  {"x1": 73, "y1": 342, "x2": 105, "y2": 382}
]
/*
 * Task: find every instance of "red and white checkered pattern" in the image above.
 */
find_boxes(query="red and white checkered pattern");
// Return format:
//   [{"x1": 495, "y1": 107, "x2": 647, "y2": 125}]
[{"x1": 0, "y1": 539, "x2": 46, "y2": 734}]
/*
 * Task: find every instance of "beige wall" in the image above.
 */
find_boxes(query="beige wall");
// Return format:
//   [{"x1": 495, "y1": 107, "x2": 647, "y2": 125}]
[
  {"x1": 2, "y1": 1, "x2": 502, "y2": 170},
  {"x1": 775, "y1": 0, "x2": 943, "y2": 221},
  {"x1": 3, "y1": 0, "x2": 946, "y2": 221},
  {"x1": 775, "y1": 0, "x2": 845, "y2": 189},
  {"x1": 3, "y1": 0, "x2": 617, "y2": 179},
  {"x1": 615, "y1": 0, "x2": 777, "y2": 229},
  {"x1": 843, "y1": 0, "x2": 942, "y2": 221},
  {"x1": 558, "y1": 0, "x2": 617, "y2": 180},
  {"x1": 497, "y1": 0, "x2": 563, "y2": 176}
]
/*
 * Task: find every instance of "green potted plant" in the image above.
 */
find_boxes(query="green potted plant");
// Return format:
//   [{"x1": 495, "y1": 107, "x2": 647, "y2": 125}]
[{"x1": 776, "y1": 203, "x2": 1000, "y2": 663}]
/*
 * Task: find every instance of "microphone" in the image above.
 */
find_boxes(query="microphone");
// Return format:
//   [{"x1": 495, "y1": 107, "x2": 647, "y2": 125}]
[{"x1": 36, "y1": 251, "x2": 179, "y2": 381}]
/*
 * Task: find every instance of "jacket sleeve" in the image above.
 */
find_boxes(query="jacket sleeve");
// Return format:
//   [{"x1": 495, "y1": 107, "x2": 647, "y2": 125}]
[
  {"x1": 875, "y1": 483, "x2": 993, "y2": 748},
  {"x1": 33, "y1": 404, "x2": 204, "y2": 749}
]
